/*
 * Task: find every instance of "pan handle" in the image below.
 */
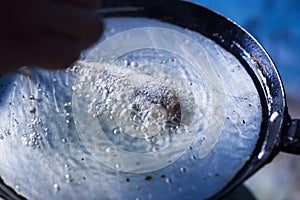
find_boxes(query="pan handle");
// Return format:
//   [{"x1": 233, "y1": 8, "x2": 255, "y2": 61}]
[{"x1": 280, "y1": 119, "x2": 300, "y2": 155}]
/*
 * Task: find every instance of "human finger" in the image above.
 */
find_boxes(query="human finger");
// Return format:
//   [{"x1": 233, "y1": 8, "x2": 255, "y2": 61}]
[
  {"x1": 54, "y1": 0, "x2": 102, "y2": 10},
  {"x1": 38, "y1": 2, "x2": 103, "y2": 49},
  {"x1": 10, "y1": 2, "x2": 103, "y2": 50},
  {"x1": 5, "y1": 33, "x2": 82, "y2": 69}
]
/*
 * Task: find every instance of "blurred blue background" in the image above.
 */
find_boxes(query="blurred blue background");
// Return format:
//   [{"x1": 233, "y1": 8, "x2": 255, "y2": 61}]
[{"x1": 189, "y1": 1, "x2": 300, "y2": 200}]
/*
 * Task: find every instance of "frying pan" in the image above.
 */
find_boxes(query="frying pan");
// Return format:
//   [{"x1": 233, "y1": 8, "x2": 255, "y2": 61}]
[{"x1": 0, "y1": 0, "x2": 299, "y2": 199}]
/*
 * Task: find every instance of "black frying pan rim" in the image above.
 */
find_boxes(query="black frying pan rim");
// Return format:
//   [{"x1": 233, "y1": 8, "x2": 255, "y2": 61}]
[{"x1": 99, "y1": 0, "x2": 287, "y2": 199}]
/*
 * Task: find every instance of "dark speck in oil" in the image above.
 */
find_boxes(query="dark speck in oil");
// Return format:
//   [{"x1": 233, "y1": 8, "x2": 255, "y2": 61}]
[
  {"x1": 145, "y1": 176, "x2": 153, "y2": 181},
  {"x1": 160, "y1": 175, "x2": 166, "y2": 179}
]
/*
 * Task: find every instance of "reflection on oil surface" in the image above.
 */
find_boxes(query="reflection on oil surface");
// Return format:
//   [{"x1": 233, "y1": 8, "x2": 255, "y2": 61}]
[{"x1": 0, "y1": 18, "x2": 262, "y2": 199}]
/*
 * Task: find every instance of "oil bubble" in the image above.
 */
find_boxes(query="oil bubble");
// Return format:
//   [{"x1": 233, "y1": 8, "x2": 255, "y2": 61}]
[
  {"x1": 64, "y1": 174, "x2": 72, "y2": 183},
  {"x1": 130, "y1": 61, "x2": 138, "y2": 67},
  {"x1": 105, "y1": 147, "x2": 116, "y2": 154},
  {"x1": 191, "y1": 155, "x2": 196, "y2": 160},
  {"x1": 115, "y1": 164, "x2": 121, "y2": 169},
  {"x1": 15, "y1": 185, "x2": 20, "y2": 191},
  {"x1": 165, "y1": 178, "x2": 172, "y2": 184},
  {"x1": 29, "y1": 106, "x2": 36, "y2": 113},
  {"x1": 180, "y1": 167, "x2": 187, "y2": 173},
  {"x1": 53, "y1": 184, "x2": 60, "y2": 191},
  {"x1": 113, "y1": 129, "x2": 120, "y2": 135}
]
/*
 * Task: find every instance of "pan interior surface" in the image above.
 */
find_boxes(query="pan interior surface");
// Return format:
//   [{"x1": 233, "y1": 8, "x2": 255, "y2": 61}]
[{"x1": 0, "y1": 17, "x2": 262, "y2": 199}]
